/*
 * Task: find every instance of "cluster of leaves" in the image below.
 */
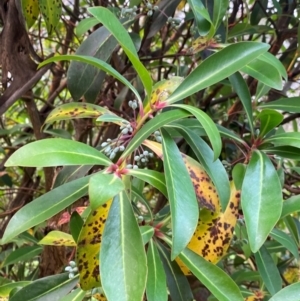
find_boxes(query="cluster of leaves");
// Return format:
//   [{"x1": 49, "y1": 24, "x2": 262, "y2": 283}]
[{"x1": 1, "y1": 1, "x2": 300, "y2": 301}]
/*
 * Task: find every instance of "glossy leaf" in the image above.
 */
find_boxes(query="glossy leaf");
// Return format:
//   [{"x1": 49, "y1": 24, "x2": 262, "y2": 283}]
[
  {"x1": 39, "y1": 0, "x2": 61, "y2": 35},
  {"x1": 100, "y1": 193, "x2": 147, "y2": 301},
  {"x1": 60, "y1": 287, "x2": 86, "y2": 301},
  {"x1": 70, "y1": 211, "x2": 84, "y2": 242},
  {"x1": 77, "y1": 199, "x2": 112, "y2": 290},
  {"x1": 268, "y1": 282, "x2": 300, "y2": 301},
  {"x1": 259, "y1": 97, "x2": 300, "y2": 113},
  {"x1": 177, "y1": 126, "x2": 230, "y2": 210},
  {"x1": 2, "y1": 245, "x2": 42, "y2": 267},
  {"x1": 88, "y1": 7, "x2": 152, "y2": 97},
  {"x1": 281, "y1": 195, "x2": 300, "y2": 218},
  {"x1": 44, "y1": 103, "x2": 108, "y2": 125},
  {"x1": 213, "y1": 0, "x2": 229, "y2": 30},
  {"x1": 2, "y1": 176, "x2": 91, "y2": 244},
  {"x1": 89, "y1": 173, "x2": 124, "y2": 210},
  {"x1": 179, "y1": 248, "x2": 244, "y2": 301},
  {"x1": 140, "y1": 226, "x2": 155, "y2": 245},
  {"x1": 229, "y1": 72, "x2": 254, "y2": 134},
  {"x1": 161, "y1": 129, "x2": 198, "y2": 259},
  {"x1": 263, "y1": 146, "x2": 300, "y2": 160},
  {"x1": 254, "y1": 246, "x2": 282, "y2": 295},
  {"x1": 259, "y1": 52, "x2": 287, "y2": 80},
  {"x1": 21, "y1": 0, "x2": 39, "y2": 28},
  {"x1": 188, "y1": 0, "x2": 213, "y2": 36},
  {"x1": 241, "y1": 58, "x2": 282, "y2": 89},
  {"x1": 232, "y1": 163, "x2": 246, "y2": 190},
  {"x1": 127, "y1": 169, "x2": 167, "y2": 198},
  {"x1": 75, "y1": 17, "x2": 98, "y2": 36},
  {"x1": 270, "y1": 228, "x2": 299, "y2": 260},
  {"x1": 172, "y1": 104, "x2": 221, "y2": 159},
  {"x1": 120, "y1": 109, "x2": 190, "y2": 160},
  {"x1": 146, "y1": 240, "x2": 168, "y2": 301},
  {"x1": 9, "y1": 273, "x2": 78, "y2": 301},
  {"x1": 39, "y1": 55, "x2": 142, "y2": 103},
  {"x1": 68, "y1": 23, "x2": 123, "y2": 102},
  {"x1": 5, "y1": 138, "x2": 111, "y2": 167},
  {"x1": 284, "y1": 216, "x2": 300, "y2": 245},
  {"x1": 157, "y1": 242, "x2": 194, "y2": 301},
  {"x1": 241, "y1": 151, "x2": 282, "y2": 252},
  {"x1": 0, "y1": 282, "x2": 30, "y2": 298},
  {"x1": 38, "y1": 231, "x2": 76, "y2": 247},
  {"x1": 166, "y1": 42, "x2": 269, "y2": 104},
  {"x1": 257, "y1": 109, "x2": 283, "y2": 138},
  {"x1": 264, "y1": 132, "x2": 300, "y2": 148}
]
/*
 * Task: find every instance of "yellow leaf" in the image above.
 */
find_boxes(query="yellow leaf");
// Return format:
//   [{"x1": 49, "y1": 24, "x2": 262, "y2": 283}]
[
  {"x1": 77, "y1": 200, "x2": 112, "y2": 290},
  {"x1": 22, "y1": 0, "x2": 40, "y2": 29},
  {"x1": 38, "y1": 230, "x2": 76, "y2": 247}
]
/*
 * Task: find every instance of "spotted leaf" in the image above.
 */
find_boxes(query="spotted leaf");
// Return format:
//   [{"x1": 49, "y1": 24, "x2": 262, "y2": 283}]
[
  {"x1": 38, "y1": 230, "x2": 76, "y2": 247},
  {"x1": 44, "y1": 103, "x2": 109, "y2": 126},
  {"x1": 39, "y1": 0, "x2": 62, "y2": 35},
  {"x1": 77, "y1": 200, "x2": 112, "y2": 290},
  {"x1": 22, "y1": 0, "x2": 40, "y2": 29},
  {"x1": 177, "y1": 182, "x2": 240, "y2": 275}
]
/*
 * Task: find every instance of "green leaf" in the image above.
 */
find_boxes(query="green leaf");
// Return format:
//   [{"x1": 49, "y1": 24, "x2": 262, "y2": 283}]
[
  {"x1": 229, "y1": 72, "x2": 254, "y2": 134},
  {"x1": 177, "y1": 127, "x2": 230, "y2": 211},
  {"x1": 1, "y1": 176, "x2": 90, "y2": 244},
  {"x1": 161, "y1": 129, "x2": 198, "y2": 259},
  {"x1": 127, "y1": 169, "x2": 167, "y2": 198},
  {"x1": 120, "y1": 109, "x2": 191, "y2": 160},
  {"x1": 88, "y1": 7, "x2": 152, "y2": 97},
  {"x1": 2, "y1": 246, "x2": 42, "y2": 267},
  {"x1": 60, "y1": 287, "x2": 86, "y2": 301},
  {"x1": 213, "y1": 0, "x2": 229, "y2": 30},
  {"x1": 256, "y1": 82, "x2": 271, "y2": 100},
  {"x1": 259, "y1": 97, "x2": 300, "y2": 113},
  {"x1": 269, "y1": 282, "x2": 300, "y2": 301},
  {"x1": 89, "y1": 173, "x2": 124, "y2": 210},
  {"x1": 9, "y1": 273, "x2": 78, "y2": 301},
  {"x1": 39, "y1": 0, "x2": 61, "y2": 35},
  {"x1": 254, "y1": 246, "x2": 282, "y2": 295},
  {"x1": 38, "y1": 231, "x2": 76, "y2": 247},
  {"x1": 146, "y1": 240, "x2": 168, "y2": 301},
  {"x1": 241, "y1": 151, "x2": 282, "y2": 252},
  {"x1": 263, "y1": 146, "x2": 300, "y2": 160},
  {"x1": 140, "y1": 226, "x2": 154, "y2": 245},
  {"x1": 241, "y1": 57, "x2": 283, "y2": 89},
  {"x1": 96, "y1": 114, "x2": 129, "y2": 125},
  {"x1": 188, "y1": 0, "x2": 214, "y2": 36},
  {"x1": 259, "y1": 52, "x2": 287, "y2": 80},
  {"x1": 0, "y1": 282, "x2": 31, "y2": 298},
  {"x1": 179, "y1": 248, "x2": 244, "y2": 301},
  {"x1": 5, "y1": 138, "x2": 111, "y2": 167},
  {"x1": 282, "y1": 195, "x2": 300, "y2": 218},
  {"x1": 264, "y1": 132, "x2": 300, "y2": 149},
  {"x1": 166, "y1": 42, "x2": 269, "y2": 104},
  {"x1": 270, "y1": 228, "x2": 299, "y2": 260},
  {"x1": 70, "y1": 211, "x2": 84, "y2": 242},
  {"x1": 284, "y1": 216, "x2": 299, "y2": 245},
  {"x1": 157, "y1": 242, "x2": 194, "y2": 301},
  {"x1": 21, "y1": 0, "x2": 39, "y2": 28},
  {"x1": 172, "y1": 104, "x2": 221, "y2": 160},
  {"x1": 100, "y1": 192, "x2": 147, "y2": 301},
  {"x1": 232, "y1": 163, "x2": 246, "y2": 191},
  {"x1": 75, "y1": 17, "x2": 99, "y2": 36},
  {"x1": 257, "y1": 109, "x2": 283, "y2": 138}
]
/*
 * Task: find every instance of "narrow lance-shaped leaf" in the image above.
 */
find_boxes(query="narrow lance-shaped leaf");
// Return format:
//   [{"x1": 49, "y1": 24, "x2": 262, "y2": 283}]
[
  {"x1": 241, "y1": 150, "x2": 282, "y2": 252},
  {"x1": 213, "y1": 0, "x2": 229, "y2": 30},
  {"x1": 1, "y1": 175, "x2": 91, "y2": 244},
  {"x1": 21, "y1": 0, "x2": 39, "y2": 29},
  {"x1": 146, "y1": 240, "x2": 168, "y2": 301},
  {"x1": 166, "y1": 42, "x2": 269, "y2": 104},
  {"x1": 229, "y1": 72, "x2": 254, "y2": 134},
  {"x1": 39, "y1": 55, "x2": 142, "y2": 103},
  {"x1": 9, "y1": 273, "x2": 79, "y2": 301},
  {"x1": 38, "y1": 231, "x2": 76, "y2": 247},
  {"x1": 161, "y1": 128, "x2": 198, "y2": 259},
  {"x1": 254, "y1": 246, "x2": 282, "y2": 296},
  {"x1": 89, "y1": 173, "x2": 124, "y2": 210},
  {"x1": 100, "y1": 192, "x2": 147, "y2": 301},
  {"x1": 77, "y1": 200, "x2": 112, "y2": 290},
  {"x1": 5, "y1": 138, "x2": 111, "y2": 167},
  {"x1": 171, "y1": 104, "x2": 221, "y2": 159},
  {"x1": 259, "y1": 97, "x2": 300, "y2": 113},
  {"x1": 268, "y1": 282, "x2": 300, "y2": 301},
  {"x1": 39, "y1": 0, "x2": 61, "y2": 35},
  {"x1": 264, "y1": 132, "x2": 300, "y2": 148},
  {"x1": 88, "y1": 7, "x2": 152, "y2": 97}
]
